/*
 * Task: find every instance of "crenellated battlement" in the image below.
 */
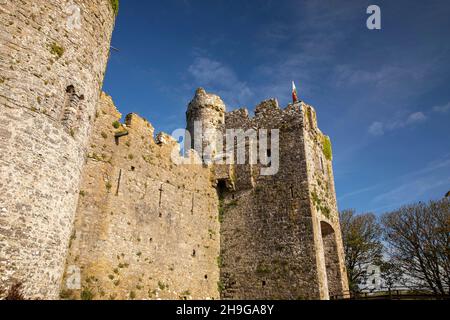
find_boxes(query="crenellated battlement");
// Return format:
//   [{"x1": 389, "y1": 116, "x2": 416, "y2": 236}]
[{"x1": 224, "y1": 99, "x2": 319, "y2": 133}]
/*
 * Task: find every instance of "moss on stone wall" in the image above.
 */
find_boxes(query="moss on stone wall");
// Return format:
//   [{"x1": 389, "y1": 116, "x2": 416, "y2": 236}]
[
  {"x1": 322, "y1": 135, "x2": 333, "y2": 161},
  {"x1": 311, "y1": 190, "x2": 331, "y2": 220},
  {"x1": 50, "y1": 43, "x2": 64, "y2": 59},
  {"x1": 110, "y1": 0, "x2": 119, "y2": 16}
]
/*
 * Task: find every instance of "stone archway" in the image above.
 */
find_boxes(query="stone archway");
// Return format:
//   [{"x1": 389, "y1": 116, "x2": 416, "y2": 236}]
[{"x1": 320, "y1": 221, "x2": 344, "y2": 299}]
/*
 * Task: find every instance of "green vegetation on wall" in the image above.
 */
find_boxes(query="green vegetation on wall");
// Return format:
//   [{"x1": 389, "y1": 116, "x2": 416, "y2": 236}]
[
  {"x1": 112, "y1": 121, "x2": 121, "y2": 129},
  {"x1": 110, "y1": 0, "x2": 119, "y2": 16},
  {"x1": 311, "y1": 190, "x2": 331, "y2": 220},
  {"x1": 50, "y1": 43, "x2": 64, "y2": 59},
  {"x1": 322, "y1": 135, "x2": 333, "y2": 161}
]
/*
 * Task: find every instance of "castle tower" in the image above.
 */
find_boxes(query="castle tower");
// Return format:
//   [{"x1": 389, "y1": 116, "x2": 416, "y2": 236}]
[
  {"x1": 0, "y1": 0, "x2": 116, "y2": 299},
  {"x1": 219, "y1": 99, "x2": 349, "y2": 300},
  {"x1": 186, "y1": 88, "x2": 226, "y2": 163},
  {"x1": 299, "y1": 101, "x2": 349, "y2": 299}
]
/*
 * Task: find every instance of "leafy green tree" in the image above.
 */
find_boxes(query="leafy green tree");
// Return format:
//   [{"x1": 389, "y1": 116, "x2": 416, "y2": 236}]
[{"x1": 339, "y1": 210, "x2": 383, "y2": 293}]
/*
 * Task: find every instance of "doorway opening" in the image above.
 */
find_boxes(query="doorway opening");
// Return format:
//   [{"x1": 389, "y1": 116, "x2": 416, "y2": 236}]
[{"x1": 321, "y1": 221, "x2": 343, "y2": 299}]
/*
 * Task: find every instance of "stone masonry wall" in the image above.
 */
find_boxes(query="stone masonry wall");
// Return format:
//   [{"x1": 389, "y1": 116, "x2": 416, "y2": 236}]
[
  {"x1": 219, "y1": 100, "x2": 348, "y2": 300},
  {"x1": 61, "y1": 93, "x2": 220, "y2": 300},
  {"x1": 186, "y1": 88, "x2": 226, "y2": 163},
  {"x1": 301, "y1": 103, "x2": 349, "y2": 299},
  {"x1": 219, "y1": 100, "x2": 323, "y2": 299},
  {"x1": 0, "y1": 0, "x2": 115, "y2": 299}
]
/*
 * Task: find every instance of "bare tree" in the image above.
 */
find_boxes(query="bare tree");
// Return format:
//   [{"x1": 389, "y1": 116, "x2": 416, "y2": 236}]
[
  {"x1": 339, "y1": 210, "x2": 383, "y2": 293},
  {"x1": 381, "y1": 198, "x2": 450, "y2": 295}
]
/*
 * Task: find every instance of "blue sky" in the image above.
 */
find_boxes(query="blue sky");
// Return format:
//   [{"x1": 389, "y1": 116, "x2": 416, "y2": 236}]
[{"x1": 103, "y1": 0, "x2": 450, "y2": 215}]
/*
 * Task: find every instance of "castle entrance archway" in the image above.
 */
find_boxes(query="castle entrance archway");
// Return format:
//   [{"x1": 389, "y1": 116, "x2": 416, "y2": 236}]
[{"x1": 320, "y1": 221, "x2": 343, "y2": 299}]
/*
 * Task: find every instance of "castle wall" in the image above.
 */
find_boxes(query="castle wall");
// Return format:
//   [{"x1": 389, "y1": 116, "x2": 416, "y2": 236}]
[
  {"x1": 219, "y1": 100, "x2": 348, "y2": 300},
  {"x1": 61, "y1": 93, "x2": 220, "y2": 300},
  {"x1": 219, "y1": 101, "x2": 321, "y2": 299},
  {"x1": 0, "y1": 0, "x2": 115, "y2": 298}
]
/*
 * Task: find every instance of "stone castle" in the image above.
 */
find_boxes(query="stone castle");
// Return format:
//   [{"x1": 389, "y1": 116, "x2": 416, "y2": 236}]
[{"x1": 0, "y1": 0, "x2": 349, "y2": 300}]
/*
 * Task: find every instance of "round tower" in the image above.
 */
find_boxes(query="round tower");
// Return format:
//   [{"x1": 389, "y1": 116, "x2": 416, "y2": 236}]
[
  {"x1": 0, "y1": 0, "x2": 116, "y2": 299},
  {"x1": 186, "y1": 88, "x2": 226, "y2": 163}
]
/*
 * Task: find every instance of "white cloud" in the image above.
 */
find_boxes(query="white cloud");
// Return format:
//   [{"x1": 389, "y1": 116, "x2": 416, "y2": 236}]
[
  {"x1": 406, "y1": 112, "x2": 427, "y2": 125},
  {"x1": 187, "y1": 57, "x2": 253, "y2": 107},
  {"x1": 432, "y1": 102, "x2": 450, "y2": 113},
  {"x1": 368, "y1": 122, "x2": 384, "y2": 136},
  {"x1": 368, "y1": 112, "x2": 427, "y2": 136}
]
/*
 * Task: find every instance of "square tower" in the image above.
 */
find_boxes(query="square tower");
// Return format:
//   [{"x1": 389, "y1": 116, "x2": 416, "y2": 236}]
[{"x1": 216, "y1": 98, "x2": 349, "y2": 300}]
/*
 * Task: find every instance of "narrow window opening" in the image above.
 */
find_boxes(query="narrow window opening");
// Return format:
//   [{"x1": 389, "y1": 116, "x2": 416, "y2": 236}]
[
  {"x1": 262, "y1": 281, "x2": 266, "y2": 287},
  {"x1": 217, "y1": 179, "x2": 228, "y2": 200},
  {"x1": 115, "y1": 169, "x2": 122, "y2": 196},
  {"x1": 131, "y1": 166, "x2": 135, "y2": 172},
  {"x1": 61, "y1": 85, "x2": 84, "y2": 134},
  {"x1": 158, "y1": 184, "x2": 163, "y2": 217}
]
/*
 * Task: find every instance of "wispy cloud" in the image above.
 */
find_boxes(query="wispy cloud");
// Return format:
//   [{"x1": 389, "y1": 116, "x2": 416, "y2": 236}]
[
  {"x1": 339, "y1": 183, "x2": 381, "y2": 202},
  {"x1": 333, "y1": 62, "x2": 438, "y2": 100},
  {"x1": 187, "y1": 57, "x2": 253, "y2": 108},
  {"x1": 339, "y1": 153, "x2": 450, "y2": 199},
  {"x1": 371, "y1": 176, "x2": 450, "y2": 208},
  {"x1": 339, "y1": 153, "x2": 450, "y2": 212},
  {"x1": 368, "y1": 112, "x2": 427, "y2": 136},
  {"x1": 433, "y1": 102, "x2": 450, "y2": 113},
  {"x1": 368, "y1": 122, "x2": 385, "y2": 136},
  {"x1": 335, "y1": 65, "x2": 405, "y2": 88},
  {"x1": 406, "y1": 112, "x2": 428, "y2": 124},
  {"x1": 248, "y1": 1, "x2": 354, "y2": 106}
]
